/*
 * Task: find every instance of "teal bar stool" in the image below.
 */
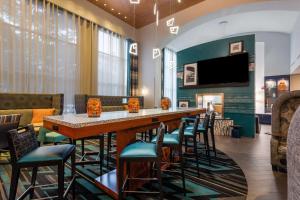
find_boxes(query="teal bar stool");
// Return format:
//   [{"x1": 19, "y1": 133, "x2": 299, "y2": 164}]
[
  {"x1": 151, "y1": 121, "x2": 186, "y2": 196},
  {"x1": 118, "y1": 123, "x2": 165, "y2": 200},
  {"x1": 171, "y1": 116, "x2": 201, "y2": 176},
  {"x1": 186, "y1": 114, "x2": 211, "y2": 165},
  {"x1": 38, "y1": 127, "x2": 68, "y2": 145},
  {"x1": 7, "y1": 125, "x2": 76, "y2": 200}
]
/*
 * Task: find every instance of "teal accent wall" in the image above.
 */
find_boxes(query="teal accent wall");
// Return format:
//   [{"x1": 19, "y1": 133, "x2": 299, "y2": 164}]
[{"x1": 177, "y1": 35, "x2": 255, "y2": 137}]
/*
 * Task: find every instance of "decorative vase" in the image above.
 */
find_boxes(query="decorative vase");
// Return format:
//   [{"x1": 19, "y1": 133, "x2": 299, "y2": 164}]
[
  {"x1": 128, "y1": 98, "x2": 140, "y2": 113},
  {"x1": 87, "y1": 98, "x2": 102, "y2": 117},
  {"x1": 161, "y1": 97, "x2": 171, "y2": 110}
]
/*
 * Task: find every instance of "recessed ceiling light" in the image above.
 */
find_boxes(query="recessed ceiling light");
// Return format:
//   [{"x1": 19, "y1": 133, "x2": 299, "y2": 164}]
[
  {"x1": 178, "y1": 0, "x2": 182, "y2": 3},
  {"x1": 111, "y1": 8, "x2": 114, "y2": 11},
  {"x1": 118, "y1": 12, "x2": 121, "y2": 15},
  {"x1": 104, "y1": 3, "x2": 107, "y2": 6},
  {"x1": 130, "y1": 0, "x2": 140, "y2": 4},
  {"x1": 124, "y1": 16, "x2": 127, "y2": 19}
]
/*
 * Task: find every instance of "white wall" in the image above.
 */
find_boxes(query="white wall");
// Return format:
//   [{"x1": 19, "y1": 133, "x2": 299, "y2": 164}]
[
  {"x1": 255, "y1": 42, "x2": 265, "y2": 114},
  {"x1": 48, "y1": 0, "x2": 135, "y2": 39},
  {"x1": 137, "y1": 1, "x2": 300, "y2": 108},
  {"x1": 255, "y1": 32, "x2": 291, "y2": 76},
  {"x1": 291, "y1": 16, "x2": 300, "y2": 74}
]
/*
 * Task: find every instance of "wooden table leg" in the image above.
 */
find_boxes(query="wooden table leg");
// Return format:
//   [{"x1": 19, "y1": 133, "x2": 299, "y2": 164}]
[{"x1": 95, "y1": 130, "x2": 137, "y2": 199}]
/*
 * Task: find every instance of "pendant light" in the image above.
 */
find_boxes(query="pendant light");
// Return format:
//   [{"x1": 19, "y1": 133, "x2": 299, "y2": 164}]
[
  {"x1": 153, "y1": 0, "x2": 161, "y2": 59},
  {"x1": 129, "y1": 3, "x2": 138, "y2": 55}
]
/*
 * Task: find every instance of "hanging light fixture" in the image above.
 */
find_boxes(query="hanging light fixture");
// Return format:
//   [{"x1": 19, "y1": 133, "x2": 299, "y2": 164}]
[
  {"x1": 170, "y1": 26, "x2": 179, "y2": 34},
  {"x1": 129, "y1": 43, "x2": 138, "y2": 55},
  {"x1": 156, "y1": 11, "x2": 159, "y2": 26},
  {"x1": 153, "y1": 0, "x2": 161, "y2": 59},
  {"x1": 153, "y1": 48, "x2": 161, "y2": 59},
  {"x1": 166, "y1": 18, "x2": 175, "y2": 27},
  {"x1": 129, "y1": 2, "x2": 138, "y2": 56},
  {"x1": 167, "y1": 0, "x2": 180, "y2": 35}
]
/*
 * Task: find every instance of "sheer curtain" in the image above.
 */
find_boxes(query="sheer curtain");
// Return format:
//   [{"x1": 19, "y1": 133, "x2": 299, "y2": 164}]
[
  {"x1": 0, "y1": 0, "x2": 79, "y2": 111},
  {"x1": 97, "y1": 28, "x2": 128, "y2": 96},
  {"x1": 163, "y1": 48, "x2": 177, "y2": 107}
]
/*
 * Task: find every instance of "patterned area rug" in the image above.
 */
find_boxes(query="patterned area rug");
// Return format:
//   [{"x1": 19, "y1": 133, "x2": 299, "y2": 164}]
[{"x1": 0, "y1": 138, "x2": 248, "y2": 199}]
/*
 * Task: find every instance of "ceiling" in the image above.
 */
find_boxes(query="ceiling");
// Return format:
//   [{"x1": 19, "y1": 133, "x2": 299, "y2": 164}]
[
  {"x1": 167, "y1": 10, "x2": 300, "y2": 51},
  {"x1": 87, "y1": 0, "x2": 205, "y2": 28}
]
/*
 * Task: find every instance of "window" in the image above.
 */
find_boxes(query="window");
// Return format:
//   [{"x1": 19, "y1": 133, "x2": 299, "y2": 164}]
[
  {"x1": 163, "y1": 48, "x2": 177, "y2": 107},
  {"x1": 97, "y1": 28, "x2": 128, "y2": 96},
  {"x1": 0, "y1": 0, "x2": 79, "y2": 111}
]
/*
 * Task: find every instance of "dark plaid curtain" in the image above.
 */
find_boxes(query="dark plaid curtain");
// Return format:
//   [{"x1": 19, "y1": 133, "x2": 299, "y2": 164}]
[{"x1": 127, "y1": 39, "x2": 139, "y2": 96}]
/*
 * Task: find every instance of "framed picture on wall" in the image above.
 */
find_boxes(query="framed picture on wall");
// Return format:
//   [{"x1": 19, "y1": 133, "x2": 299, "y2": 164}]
[
  {"x1": 178, "y1": 100, "x2": 189, "y2": 108},
  {"x1": 229, "y1": 41, "x2": 244, "y2": 55},
  {"x1": 183, "y1": 63, "x2": 198, "y2": 86}
]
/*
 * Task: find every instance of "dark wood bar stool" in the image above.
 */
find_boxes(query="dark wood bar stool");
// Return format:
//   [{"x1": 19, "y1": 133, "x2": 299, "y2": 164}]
[
  {"x1": 171, "y1": 116, "x2": 201, "y2": 176},
  {"x1": 196, "y1": 114, "x2": 211, "y2": 165},
  {"x1": 118, "y1": 123, "x2": 165, "y2": 200},
  {"x1": 186, "y1": 113, "x2": 214, "y2": 163},
  {"x1": 7, "y1": 125, "x2": 76, "y2": 200},
  {"x1": 151, "y1": 121, "x2": 186, "y2": 196},
  {"x1": 0, "y1": 114, "x2": 21, "y2": 164},
  {"x1": 208, "y1": 112, "x2": 217, "y2": 157}
]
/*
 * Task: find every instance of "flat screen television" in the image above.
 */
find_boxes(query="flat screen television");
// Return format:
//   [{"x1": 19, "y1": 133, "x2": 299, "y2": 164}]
[{"x1": 197, "y1": 53, "x2": 249, "y2": 87}]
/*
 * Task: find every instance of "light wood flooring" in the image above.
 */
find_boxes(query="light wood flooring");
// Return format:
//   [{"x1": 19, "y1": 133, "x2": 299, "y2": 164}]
[{"x1": 215, "y1": 125, "x2": 287, "y2": 200}]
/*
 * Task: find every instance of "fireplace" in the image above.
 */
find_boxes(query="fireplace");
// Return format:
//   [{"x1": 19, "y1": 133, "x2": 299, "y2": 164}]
[{"x1": 195, "y1": 93, "x2": 224, "y2": 117}]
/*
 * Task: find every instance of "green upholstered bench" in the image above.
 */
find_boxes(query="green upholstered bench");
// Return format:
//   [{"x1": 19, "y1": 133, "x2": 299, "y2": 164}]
[{"x1": 0, "y1": 93, "x2": 66, "y2": 145}]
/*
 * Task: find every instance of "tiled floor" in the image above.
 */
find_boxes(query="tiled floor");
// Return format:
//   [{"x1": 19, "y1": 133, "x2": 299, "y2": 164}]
[{"x1": 215, "y1": 125, "x2": 287, "y2": 200}]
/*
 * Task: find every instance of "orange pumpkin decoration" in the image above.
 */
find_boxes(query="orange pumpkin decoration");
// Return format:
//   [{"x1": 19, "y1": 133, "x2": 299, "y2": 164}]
[
  {"x1": 87, "y1": 98, "x2": 102, "y2": 117},
  {"x1": 128, "y1": 98, "x2": 140, "y2": 113},
  {"x1": 161, "y1": 97, "x2": 171, "y2": 110}
]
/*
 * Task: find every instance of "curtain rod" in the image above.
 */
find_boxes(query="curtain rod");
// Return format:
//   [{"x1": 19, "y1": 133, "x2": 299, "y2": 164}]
[{"x1": 45, "y1": 0, "x2": 129, "y2": 39}]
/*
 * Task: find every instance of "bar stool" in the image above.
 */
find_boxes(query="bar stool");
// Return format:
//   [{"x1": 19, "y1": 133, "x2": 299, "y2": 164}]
[
  {"x1": 208, "y1": 112, "x2": 217, "y2": 157},
  {"x1": 151, "y1": 121, "x2": 186, "y2": 196},
  {"x1": 118, "y1": 123, "x2": 165, "y2": 200},
  {"x1": 171, "y1": 116, "x2": 201, "y2": 176},
  {"x1": 7, "y1": 125, "x2": 76, "y2": 200},
  {"x1": 196, "y1": 114, "x2": 211, "y2": 165},
  {"x1": 186, "y1": 114, "x2": 212, "y2": 164}
]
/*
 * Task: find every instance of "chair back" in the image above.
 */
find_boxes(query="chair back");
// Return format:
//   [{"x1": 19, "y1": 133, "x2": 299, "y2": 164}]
[
  {"x1": 210, "y1": 112, "x2": 216, "y2": 128},
  {"x1": 192, "y1": 115, "x2": 200, "y2": 135},
  {"x1": 7, "y1": 125, "x2": 39, "y2": 163},
  {"x1": 155, "y1": 123, "x2": 165, "y2": 158},
  {"x1": 203, "y1": 113, "x2": 210, "y2": 132},
  {"x1": 178, "y1": 121, "x2": 186, "y2": 146},
  {"x1": 0, "y1": 114, "x2": 21, "y2": 150}
]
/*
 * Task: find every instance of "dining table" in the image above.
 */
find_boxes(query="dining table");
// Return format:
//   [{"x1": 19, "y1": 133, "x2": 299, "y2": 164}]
[{"x1": 43, "y1": 107, "x2": 206, "y2": 199}]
